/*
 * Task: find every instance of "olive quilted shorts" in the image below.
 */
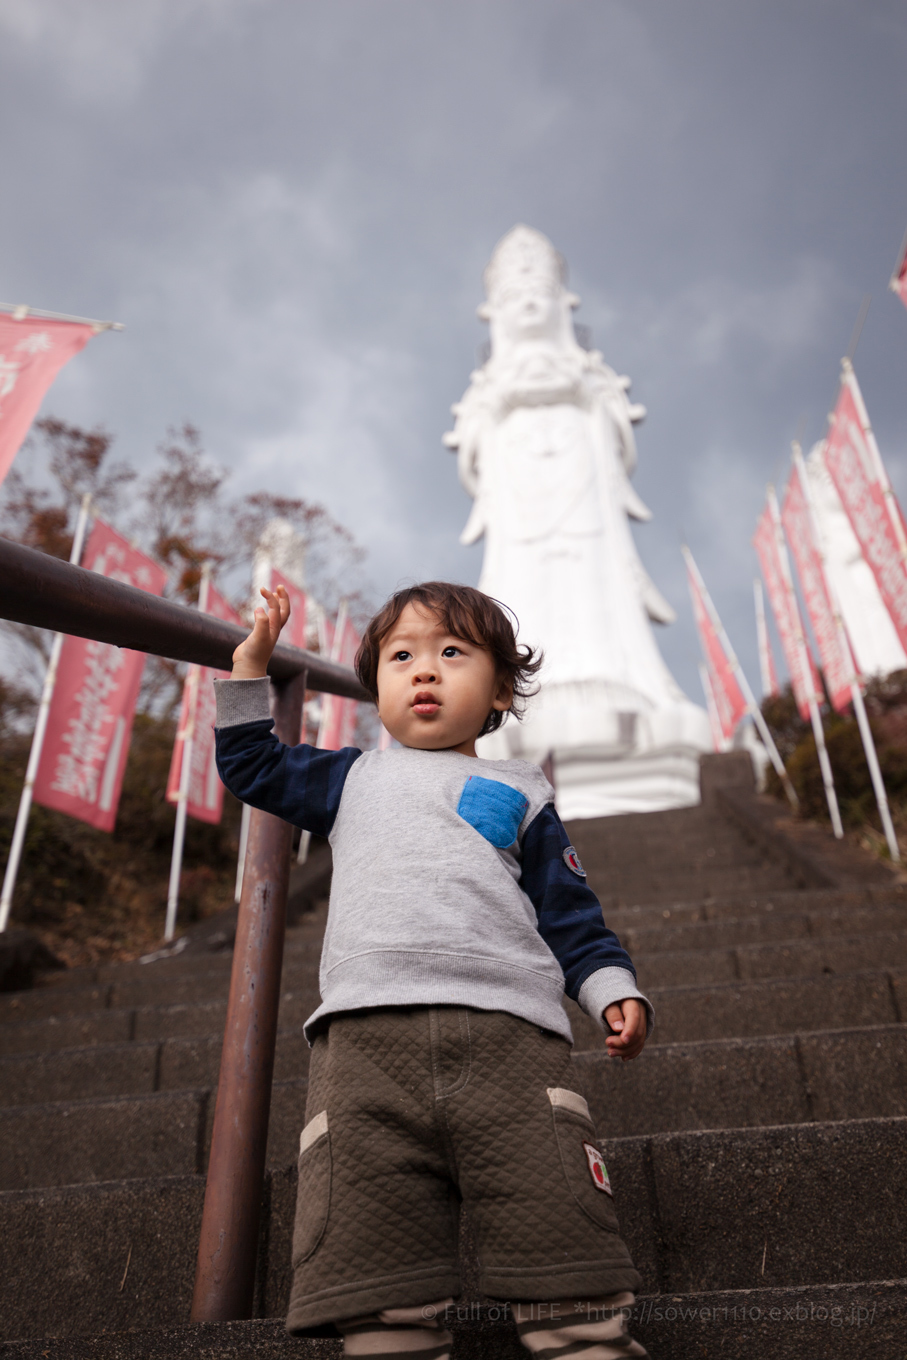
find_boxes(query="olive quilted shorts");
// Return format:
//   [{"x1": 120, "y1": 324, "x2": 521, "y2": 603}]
[{"x1": 286, "y1": 1006, "x2": 641, "y2": 1334}]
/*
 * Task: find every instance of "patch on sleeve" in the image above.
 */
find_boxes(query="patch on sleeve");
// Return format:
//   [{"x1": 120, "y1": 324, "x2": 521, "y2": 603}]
[
  {"x1": 563, "y1": 846, "x2": 587, "y2": 877},
  {"x1": 583, "y1": 1141, "x2": 613, "y2": 1196},
  {"x1": 457, "y1": 775, "x2": 529, "y2": 849}
]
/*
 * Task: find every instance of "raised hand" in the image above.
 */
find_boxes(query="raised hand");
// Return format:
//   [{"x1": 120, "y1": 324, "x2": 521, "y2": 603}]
[{"x1": 231, "y1": 585, "x2": 291, "y2": 680}]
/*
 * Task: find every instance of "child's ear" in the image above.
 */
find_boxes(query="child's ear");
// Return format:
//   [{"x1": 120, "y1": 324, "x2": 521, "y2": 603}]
[{"x1": 492, "y1": 675, "x2": 513, "y2": 712}]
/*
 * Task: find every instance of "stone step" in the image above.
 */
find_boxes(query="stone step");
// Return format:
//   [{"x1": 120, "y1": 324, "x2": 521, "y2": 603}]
[
  {"x1": 606, "y1": 884, "x2": 907, "y2": 926},
  {"x1": 620, "y1": 903, "x2": 907, "y2": 955},
  {"x1": 0, "y1": 1078, "x2": 309, "y2": 1191},
  {"x1": 2, "y1": 1280, "x2": 904, "y2": 1358},
  {"x1": 0, "y1": 943, "x2": 323, "y2": 1024},
  {"x1": 0, "y1": 1026, "x2": 312, "y2": 1106},
  {"x1": 5, "y1": 906, "x2": 903, "y2": 1034},
  {"x1": 596, "y1": 871, "x2": 798, "y2": 908},
  {"x1": 4, "y1": 1023, "x2": 905, "y2": 1191},
  {"x1": 569, "y1": 968, "x2": 904, "y2": 1046},
  {"x1": 633, "y1": 930, "x2": 907, "y2": 991},
  {"x1": 2, "y1": 1116, "x2": 904, "y2": 1342},
  {"x1": 3, "y1": 958, "x2": 903, "y2": 1066},
  {"x1": 0, "y1": 986, "x2": 322, "y2": 1056},
  {"x1": 577, "y1": 1024, "x2": 907, "y2": 1137}
]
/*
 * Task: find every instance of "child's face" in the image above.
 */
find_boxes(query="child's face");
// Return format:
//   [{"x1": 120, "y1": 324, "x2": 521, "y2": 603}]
[{"x1": 375, "y1": 602, "x2": 511, "y2": 757}]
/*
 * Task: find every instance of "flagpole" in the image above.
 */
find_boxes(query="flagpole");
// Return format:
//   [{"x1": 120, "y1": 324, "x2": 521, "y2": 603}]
[
  {"x1": 0, "y1": 494, "x2": 93, "y2": 932},
  {"x1": 792, "y1": 444, "x2": 900, "y2": 862},
  {"x1": 164, "y1": 563, "x2": 212, "y2": 941},
  {"x1": 0, "y1": 301, "x2": 124, "y2": 332},
  {"x1": 682, "y1": 544, "x2": 798, "y2": 809},
  {"x1": 767, "y1": 485, "x2": 843, "y2": 838}
]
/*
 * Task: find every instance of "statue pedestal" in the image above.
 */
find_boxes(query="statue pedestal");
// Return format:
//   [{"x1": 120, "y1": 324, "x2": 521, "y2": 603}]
[{"x1": 479, "y1": 681, "x2": 712, "y2": 818}]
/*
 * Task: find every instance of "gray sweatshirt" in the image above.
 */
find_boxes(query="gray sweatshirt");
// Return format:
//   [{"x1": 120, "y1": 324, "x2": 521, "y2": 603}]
[{"x1": 214, "y1": 677, "x2": 652, "y2": 1043}]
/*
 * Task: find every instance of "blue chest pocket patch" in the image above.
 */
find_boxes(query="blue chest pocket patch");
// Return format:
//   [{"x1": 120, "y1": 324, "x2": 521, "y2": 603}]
[{"x1": 457, "y1": 775, "x2": 529, "y2": 849}]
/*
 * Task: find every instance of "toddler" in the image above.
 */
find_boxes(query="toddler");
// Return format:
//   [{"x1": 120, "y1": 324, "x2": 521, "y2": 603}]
[{"x1": 214, "y1": 581, "x2": 652, "y2": 1358}]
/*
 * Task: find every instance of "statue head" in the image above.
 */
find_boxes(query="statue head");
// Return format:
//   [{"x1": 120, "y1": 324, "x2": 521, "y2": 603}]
[{"x1": 480, "y1": 226, "x2": 578, "y2": 350}]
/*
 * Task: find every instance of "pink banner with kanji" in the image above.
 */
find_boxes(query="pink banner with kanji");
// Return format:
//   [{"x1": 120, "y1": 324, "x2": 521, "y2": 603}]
[
  {"x1": 823, "y1": 366, "x2": 907, "y2": 653},
  {"x1": 891, "y1": 232, "x2": 907, "y2": 312},
  {"x1": 753, "y1": 501, "x2": 820, "y2": 721},
  {"x1": 0, "y1": 314, "x2": 96, "y2": 487},
  {"x1": 33, "y1": 521, "x2": 167, "y2": 830},
  {"x1": 686, "y1": 561, "x2": 747, "y2": 744},
  {"x1": 781, "y1": 468, "x2": 852, "y2": 714},
  {"x1": 167, "y1": 583, "x2": 241, "y2": 825},
  {"x1": 318, "y1": 614, "x2": 361, "y2": 751}
]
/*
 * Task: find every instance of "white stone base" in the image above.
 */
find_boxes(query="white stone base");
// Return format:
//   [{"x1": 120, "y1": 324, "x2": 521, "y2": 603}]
[
  {"x1": 478, "y1": 679, "x2": 712, "y2": 819},
  {"x1": 547, "y1": 744, "x2": 704, "y2": 820}
]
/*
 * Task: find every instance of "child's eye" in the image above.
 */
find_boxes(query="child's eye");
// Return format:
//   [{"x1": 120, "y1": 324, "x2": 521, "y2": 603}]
[
  {"x1": 441, "y1": 646, "x2": 462, "y2": 658},
  {"x1": 393, "y1": 650, "x2": 412, "y2": 662}
]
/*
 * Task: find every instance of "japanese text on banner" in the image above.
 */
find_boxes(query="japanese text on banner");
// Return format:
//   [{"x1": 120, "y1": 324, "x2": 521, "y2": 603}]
[
  {"x1": 33, "y1": 521, "x2": 167, "y2": 831},
  {"x1": 823, "y1": 369, "x2": 907, "y2": 654},
  {"x1": 780, "y1": 470, "x2": 852, "y2": 713},
  {"x1": 753, "y1": 503, "x2": 820, "y2": 721}
]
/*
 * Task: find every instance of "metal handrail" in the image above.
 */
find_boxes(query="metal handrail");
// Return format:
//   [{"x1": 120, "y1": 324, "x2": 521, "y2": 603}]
[
  {"x1": 0, "y1": 534, "x2": 370, "y2": 1322},
  {"x1": 0, "y1": 536, "x2": 370, "y2": 700}
]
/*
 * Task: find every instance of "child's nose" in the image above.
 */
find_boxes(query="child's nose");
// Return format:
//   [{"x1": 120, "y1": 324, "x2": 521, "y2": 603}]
[{"x1": 412, "y1": 669, "x2": 437, "y2": 684}]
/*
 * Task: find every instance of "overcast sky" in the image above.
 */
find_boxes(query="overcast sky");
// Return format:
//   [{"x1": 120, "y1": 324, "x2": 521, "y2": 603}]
[{"x1": 2, "y1": 0, "x2": 906, "y2": 702}]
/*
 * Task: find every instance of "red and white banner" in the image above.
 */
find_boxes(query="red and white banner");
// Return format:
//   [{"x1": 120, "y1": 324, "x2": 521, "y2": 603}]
[
  {"x1": 823, "y1": 363, "x2": 907, "y2": 653},
  {"x1": 891, "y1": 231, "x2": 907, "y2": 313},
  {"x1": 753, "y1": 497, "x2": 821, "y2": 721},
  {"x1": 32, "y1": 521, "x2": 167, "y2": 830},
  {"x1": 269, "y1": 568, "x2": 308, "y2": 652},
  {"x1": 166, "y1": 583, "x2": 241, "y2": 825},
  {"x1": 686, "y1": 559, "x2": 747, "y2": 745},
  {"x1": 318, "y1": 612, "x2": 361, "y2": 751},
  {"x1": 0, "y1": 314, "x2": 95, "y2": 488},
  {"x1": 781, "y1": 466, "x2": 852, "y2": 714}
]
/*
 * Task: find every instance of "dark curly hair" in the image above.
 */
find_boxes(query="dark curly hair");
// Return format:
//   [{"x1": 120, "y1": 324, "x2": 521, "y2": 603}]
[{"x1": 355, "y1": 581, "x2": 543, "y2": 738}]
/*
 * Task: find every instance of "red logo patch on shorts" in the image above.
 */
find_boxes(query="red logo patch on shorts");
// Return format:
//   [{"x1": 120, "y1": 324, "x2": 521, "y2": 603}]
[{"x1": 583, "y1": 1141, "x2": 613, "y2": 1196}]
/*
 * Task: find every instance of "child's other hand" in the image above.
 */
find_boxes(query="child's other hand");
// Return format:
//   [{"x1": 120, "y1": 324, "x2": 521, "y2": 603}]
[
  {"x1": 231, "y1": 586, "x2": 291, "y2": 680},
  {"x1": 603, "y1": 998, "x2": 647, "y2": 1062}
]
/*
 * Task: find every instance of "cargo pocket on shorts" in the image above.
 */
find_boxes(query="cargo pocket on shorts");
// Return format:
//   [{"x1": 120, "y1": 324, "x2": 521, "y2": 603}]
[
  {"x1": 547, "y1": 1087, "x2": 621, "y2": 1233},
  {"x1": 292, "y1": 1110, "x2": 331, "y2": 1266}
]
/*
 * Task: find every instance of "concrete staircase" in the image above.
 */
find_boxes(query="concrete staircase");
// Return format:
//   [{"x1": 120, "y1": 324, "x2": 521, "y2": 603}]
[{"x1": 1, "y1": 753, "x2": 905, "y2": 1358}]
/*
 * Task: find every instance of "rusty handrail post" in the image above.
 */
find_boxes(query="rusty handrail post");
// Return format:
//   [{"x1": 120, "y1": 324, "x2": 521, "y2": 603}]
[{"x1": 190, "y1": 670, "x2": 307, "y2": 1322}]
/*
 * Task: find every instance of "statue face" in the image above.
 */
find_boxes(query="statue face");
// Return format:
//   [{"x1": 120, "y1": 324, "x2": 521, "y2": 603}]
[{"x1": 496, "y1": 281, "x2": 560, "y2": 343}]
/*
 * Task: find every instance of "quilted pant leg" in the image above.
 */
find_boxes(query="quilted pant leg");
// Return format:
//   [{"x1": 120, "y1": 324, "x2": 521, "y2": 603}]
[
  {"x1": 286, "y1": 1010, "x2": 462, "y2": 1334},
  {"x1": 439, "y1": 1009, "x2": 642, "y2": 1303}
]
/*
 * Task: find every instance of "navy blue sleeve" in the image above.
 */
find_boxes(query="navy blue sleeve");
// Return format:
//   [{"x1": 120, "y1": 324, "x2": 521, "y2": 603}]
[
  {"x1": 215, "y1": 720, "x2": 362, "y2": 837},
  {"x1": 519, "y1": 803, "x2": 636, "y2": 1001}
]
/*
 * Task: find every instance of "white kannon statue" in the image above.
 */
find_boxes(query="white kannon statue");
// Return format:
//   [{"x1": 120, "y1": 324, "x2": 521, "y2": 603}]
[{"x1": 444, "y1": 225, "x2": 710, "y2": 818}]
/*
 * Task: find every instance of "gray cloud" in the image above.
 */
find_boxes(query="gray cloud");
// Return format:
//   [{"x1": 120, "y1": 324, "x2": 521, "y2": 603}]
[{"x1": 1, "y1": 0, "x2": 906, "y2": 701}]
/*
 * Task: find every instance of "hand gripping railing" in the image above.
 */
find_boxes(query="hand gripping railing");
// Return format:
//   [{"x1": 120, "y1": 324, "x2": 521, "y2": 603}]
[{"x1": 0, "y1": 537, "x2": 372, "y2": 1322}]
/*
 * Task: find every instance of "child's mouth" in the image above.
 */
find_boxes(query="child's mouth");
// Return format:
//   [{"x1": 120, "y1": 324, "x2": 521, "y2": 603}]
[{"x1": 412, "y1": 693, "x2": 440, "y2": 716}]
